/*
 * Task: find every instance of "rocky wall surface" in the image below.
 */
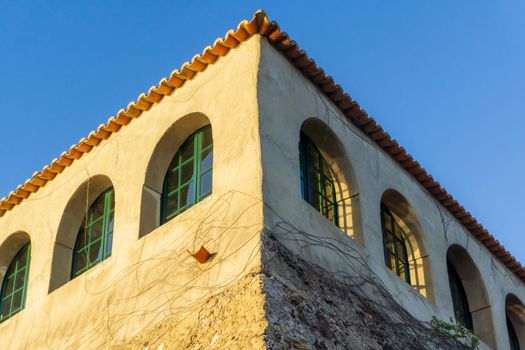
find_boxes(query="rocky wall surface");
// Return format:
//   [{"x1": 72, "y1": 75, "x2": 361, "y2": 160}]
[
  {"x1": 261, "y1": 234, "x2": 468, "y2": 350},
  {"x1": 112, "y1": 269, "x2": 268, "y2": 350},
  {"x1": 115, "y1": 233, "x2": 469, "y2": 350}
]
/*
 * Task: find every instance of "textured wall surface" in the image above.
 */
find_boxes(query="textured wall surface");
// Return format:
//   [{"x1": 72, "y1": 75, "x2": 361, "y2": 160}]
[
  {"x1": 113, "y1": 269, "x2": 268, "y2": 350},
  {"x1": 0, "y1": 36, "x2": 264, "y2": 349},
  {"x1": 257, "y1": 38, "x2": 525, "y2": 349},
  {"x1": 0, "y1": 33, "x2": 523, "y2": 349}
]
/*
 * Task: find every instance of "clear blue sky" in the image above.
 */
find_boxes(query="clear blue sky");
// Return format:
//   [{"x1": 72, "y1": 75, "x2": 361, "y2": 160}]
[{"x1": 1, "y1": 1, "x2": 524, "y2": 263}]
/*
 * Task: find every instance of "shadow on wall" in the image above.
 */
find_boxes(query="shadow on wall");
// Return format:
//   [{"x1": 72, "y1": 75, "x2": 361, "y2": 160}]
[
  {"x1": 446, "y1": 244, "x2": 496, "y2": 348},
  {"x1": 300, "y1": 117, "x2": 363, "y2": 244},
  {"x1": 49, "y1": 175, "x2": 114, "y2": 293},
  {"x1": 381, "y1": 189, "x2": 435, "y2": 303},
  {"x1": 139, "y1": 112, "x2": 211, "y2": 238}
]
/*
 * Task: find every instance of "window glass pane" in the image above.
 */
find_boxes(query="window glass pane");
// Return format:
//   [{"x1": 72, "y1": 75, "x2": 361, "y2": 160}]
[
  {"x1": 323, "y1": 200, "x2": 335, "y2": 223},
  {"x1": 307, "y1": 145, "x2": 319, "y2": 170},
  {"x1": 385, "y1": 250, "x2": 395, "y2": 270},
  {"x1": 200, "y1": 171, "x2": 212, "y2": 197},
  {"x1": 11, "y1": 291, "x2": 22, "y2": 311},
  {"x1": 72, "y1": 187, "x2": 113, "y2": 277},
  {"x1": 382, "y1": 212, "x2": 392, "y2": 232},
  {"x1": 398, "y1": 261, "x2": 407, "y2": 281},
  {"x1": 88, "y1": 239, "x2": 102, "y2": 264},
  {"x1": 89, "y1": 218, "x2": 104, "y2": 242},
  {"x1": 447, "y1": 261, "x2": 473, "y2": 330},
  {"x1": 76, "y1": 225, "x2": 88, "y2": 250},
  {"x1": 310, "y1": 192, "x2": 321, "y2": 212},
  {"x1": 3, "y1": 277, "x2": 14, "y2": 296},
  {"x1": 75, "y1": 249, "x2": 88, "y2": 272},
  {"x1": 394, "y1": 222, "x2": 405, "y2": 241},
  {"x1": 165, "y1": 191, "x2": 179, "y2": 215},
  {"x1": 106, "y1": 231, "x2": 113, "y2": 257},
  {"x1": 382, "y1": 205, "x2": 411, "y2": 283},
  {"x1": 299, "y1": 134, "x2": 340, "y2": 227},
  {"x1": 161, "y1": 126, "x2": 213, "y2": 223},
  {"x1": 179, "y1": 183, "x2": 195, "y2": 209},
  {"x1": 201, "y1": 127, "x2": 212, "y2": 148},
  {"x1": 384, "y1": 235, "x2": 394, "y2": 254},
  {"x1": 107, "y1": 190, "x2": 115, "y2": 210},
  {"x1": 201, "y1": 148, "x2": 213, "y2": 172},
  {"x1": 1, "y1": 298, "x2": 11, "y2": 316},
  {"x1": 180, "y1": 135, "x2": 195, "y2": 161},
  {"x1": 394, "y1": 239, "x2": 404, "y2": 261},
  {"x1": 307, "y1": 167, "x2": 320, "y2": 200},
  {"x1": 299, "y1": 144, "x2": 306, "y2": 183},
  {"x1": 107, "y1": 213, "x2": 114, "y2": 234},
  {"x1": 507, "y1": 316, "x2": 520, "y2": 350},
  {"x1": 15, "y1": 269, "x2": 26, "y2": 291},
  {"x1": 321, "y1": 159, "x2": 332, "y2": 180},
  {"x1": 90, "y1": 195, "x2": 105, "y2": 221},
  {"x1": 17, "y1": 249, "x2": 27, "y2": 268},
  {"x1": 180, "y1": 161, "x2": 195, "y2": 185},
  {"x1": 165, "y1": 168, "x2": 179, "y2": 195},
  {"x1": 322, "y1": 179, "x2": 334, "y2": 199},
  {"x1": 0, "y1": 243, "x2": 30, "y2": 321}
]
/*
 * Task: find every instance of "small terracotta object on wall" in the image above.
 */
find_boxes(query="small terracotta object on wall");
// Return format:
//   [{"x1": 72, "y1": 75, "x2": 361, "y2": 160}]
[{"x1": 188, "y1": 246, "x2": 212, "y2": 264}]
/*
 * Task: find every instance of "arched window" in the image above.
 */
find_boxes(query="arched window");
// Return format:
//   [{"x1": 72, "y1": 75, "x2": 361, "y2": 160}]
[
  {"x1": 507, "y1": 315, "x2": 521, "y2": 350},
  {"x1": 447, "y1": 259, "x2": 473, "y2": 330},
  {"x1": 299, "y1": 132, "x2": 338, "y2": 226},
  {"x1": 445, "y1": 245, "x2": 496, "y2": 347},
  {"x1": 506, "y1": 294, "x2": 525, "y2": 350},
  {"x1": 381, "y1": 204, "x2": 410, "y2": 283},
  {"x1": 379, "y1": 190, "x2": 433, "y2": 301},
  {"x1": 71, "y1": 187, "x2": 114, "y2": 278},
  {"x1": 0, "y1": 243, "x2": 30, "y2": 322},
  {"x1": 161, "y1": 125, "x2": 213, "y2": 224}
]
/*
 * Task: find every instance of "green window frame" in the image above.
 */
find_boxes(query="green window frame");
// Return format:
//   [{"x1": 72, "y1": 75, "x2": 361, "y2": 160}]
[
  {"x1": 71, "y1": 187, "x2": 115, "y2": 278},
  {"x1": 161, "y1": 125, "x2": 213, "y2": 224},
  {"x1": 0, "y1": 242, "x2": 31, "y2": 322},
  {"x1": 299, "y1": 133, "x2": 339, "y2": 226},
  {"x1": 381, "y1": 204, "x2": 411, "y2": 284},
  {"x1": 447, "y1": 259, "x2": 473, "y2": 331}
]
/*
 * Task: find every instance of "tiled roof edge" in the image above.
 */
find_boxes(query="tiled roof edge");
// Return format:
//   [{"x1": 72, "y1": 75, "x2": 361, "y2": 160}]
[
  {"x1": 1, "y1": 10, "x2": 523, "y2": 284},
  {"x1": 0, "y1": 10, "x2": 269, "y2": 216},
  {"x1": 258, "y1": 15, "x2": 525, "y2": 283}
]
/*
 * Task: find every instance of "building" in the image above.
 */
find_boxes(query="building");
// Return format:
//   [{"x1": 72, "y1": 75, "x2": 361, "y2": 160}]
[{"x1": 0, "y1": 10, "x2": 523, "y2": 349}]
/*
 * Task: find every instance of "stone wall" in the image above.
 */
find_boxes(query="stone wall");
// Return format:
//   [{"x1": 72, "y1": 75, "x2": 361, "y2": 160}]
[
  {"x1": 113, "y1": 269, "x2": 267, "y2": 350},
  {"x1": 111, "y1": 234, "x2": 470, "y2": 350}
]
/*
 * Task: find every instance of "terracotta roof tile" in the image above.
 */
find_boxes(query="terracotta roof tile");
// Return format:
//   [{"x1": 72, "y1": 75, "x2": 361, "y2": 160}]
[{"x1": 0, "y1": 10, "x2": 523, "y2": 284}]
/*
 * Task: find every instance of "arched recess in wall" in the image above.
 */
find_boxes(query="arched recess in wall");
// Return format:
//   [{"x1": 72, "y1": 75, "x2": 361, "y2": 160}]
[
  {"x1": 380, "y1": 189, "x2": 434, "y2": 302},
  {"x1": 139, "y1": 112, "x2": 212, "y2": 237},
  {"x1": 299, "y1": 118, "x2": 363, "y2": 244},
  {"x1": 446, "y1": 245, "x2": 496, "y2": 348},
  {"x1": 0, "y1": 232, "x2": 31, "y2": 321},
  {"x1": 49, "y1": 175, "x2": 114, "y2": 292},
  {"x1": 506, "y1": 294, "x2": 525, "y2": 349}
]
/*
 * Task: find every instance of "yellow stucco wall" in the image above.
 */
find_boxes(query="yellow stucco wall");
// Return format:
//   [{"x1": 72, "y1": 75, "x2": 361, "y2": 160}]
[{"x1": 0, "y1": 35, "x2": 266, "y2": 349}]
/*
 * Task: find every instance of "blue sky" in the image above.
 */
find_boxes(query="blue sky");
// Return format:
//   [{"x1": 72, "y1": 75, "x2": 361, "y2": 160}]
[{"x1": 1, "y1": 1, "x2": 524, "y2": 262}]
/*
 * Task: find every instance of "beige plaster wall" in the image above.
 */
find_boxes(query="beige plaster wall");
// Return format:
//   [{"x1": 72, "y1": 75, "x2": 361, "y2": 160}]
[
  {"x1": 257, "y1": 37, "x2": 525, "y2": 350},
  {"x1": 0, "y1": 34, "x2": 523, "y2": 350},
  {"x1": 0, "y1": 36, "x2": 265, "y2": 349}
]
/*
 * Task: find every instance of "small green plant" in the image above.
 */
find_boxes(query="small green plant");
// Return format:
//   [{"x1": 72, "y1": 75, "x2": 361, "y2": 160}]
[{"x1": 430, "y1": 316, "x2": 480, "y2": 349}]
